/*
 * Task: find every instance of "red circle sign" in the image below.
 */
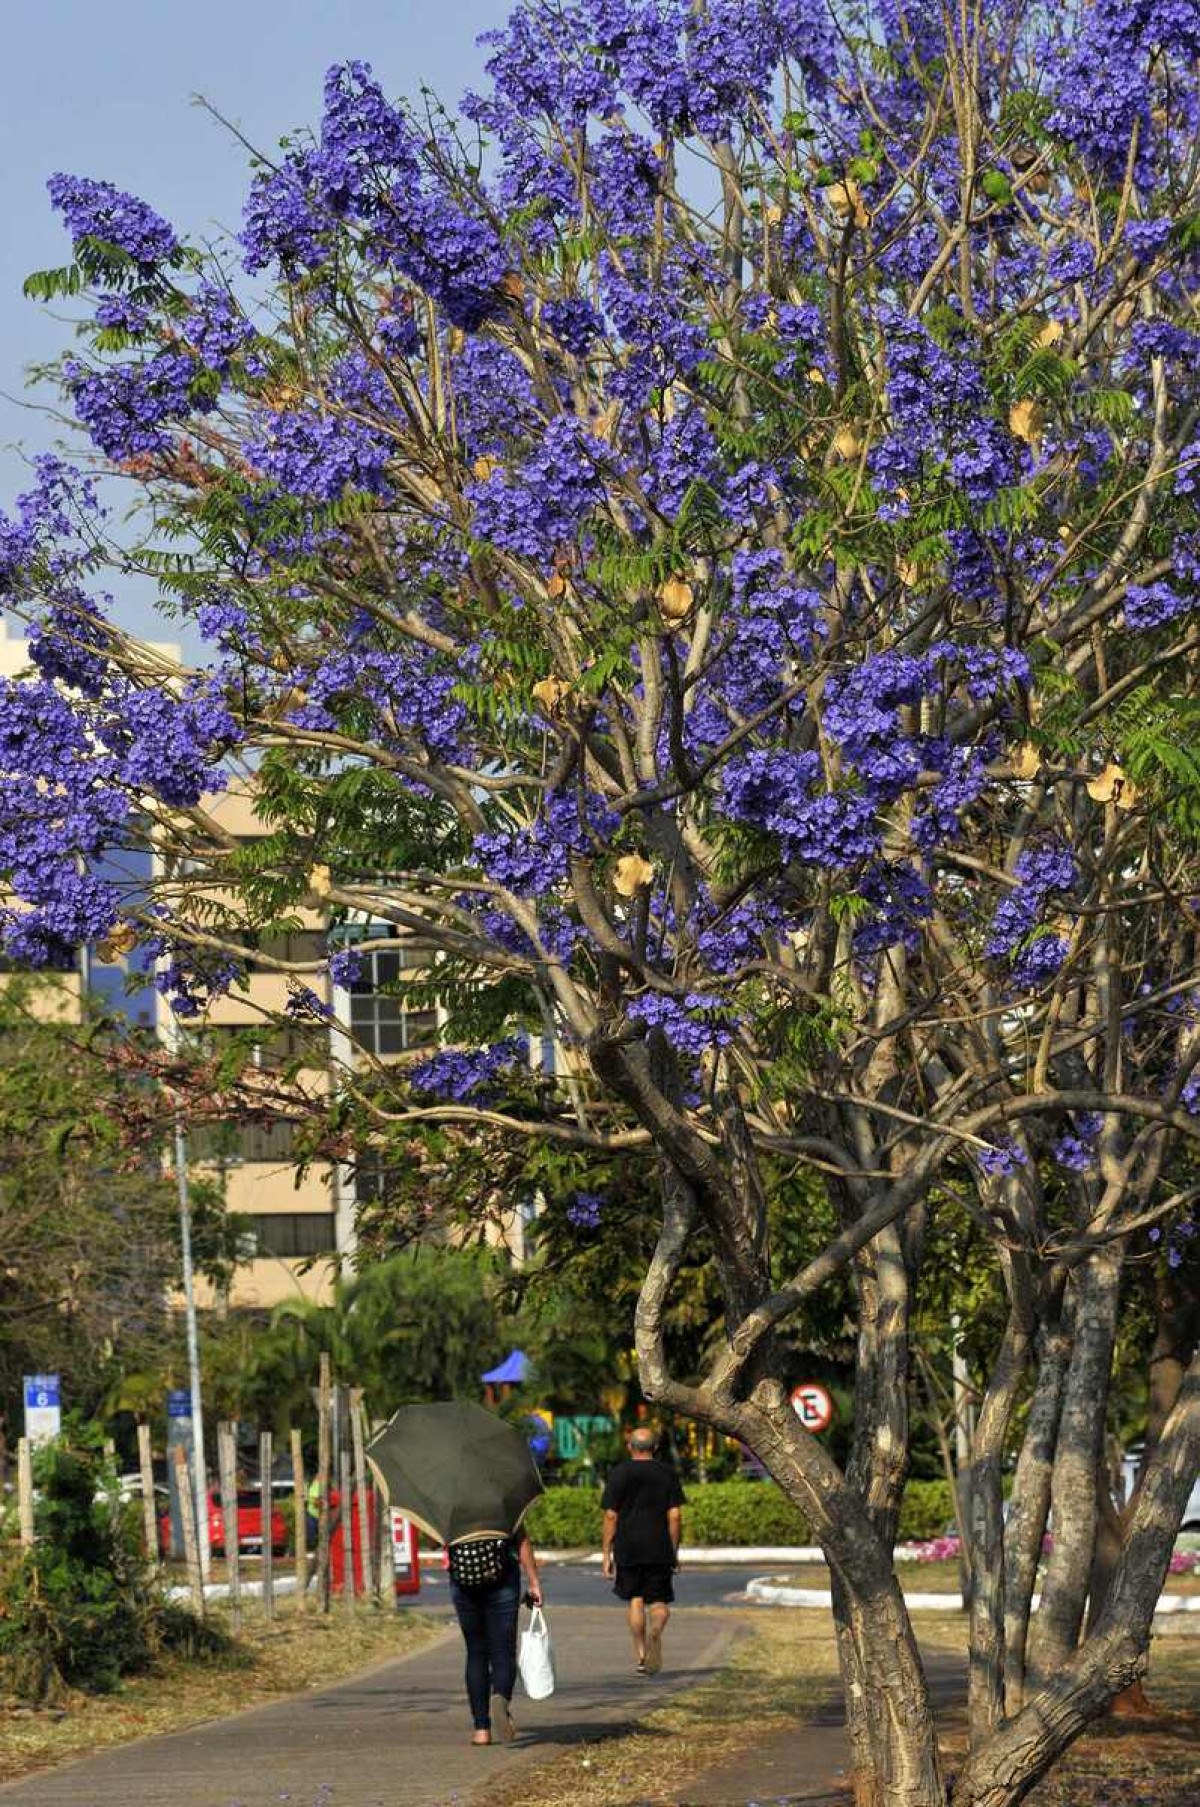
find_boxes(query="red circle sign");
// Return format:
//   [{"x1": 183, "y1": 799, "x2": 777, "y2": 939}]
[{"x1": 790, "y1": 1382, "x2": 834, "y2": 1433}]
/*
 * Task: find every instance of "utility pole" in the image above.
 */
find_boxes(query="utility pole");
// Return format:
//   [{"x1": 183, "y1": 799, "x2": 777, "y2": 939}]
[{"x1": 174, "y1": 1111, "x2": 211, "y2": 1581}]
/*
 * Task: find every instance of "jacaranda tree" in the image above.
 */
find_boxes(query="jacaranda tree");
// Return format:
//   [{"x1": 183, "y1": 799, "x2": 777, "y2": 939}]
[{"x1": 2, "y1": 2, "x2": 1200, "y2": 1800}]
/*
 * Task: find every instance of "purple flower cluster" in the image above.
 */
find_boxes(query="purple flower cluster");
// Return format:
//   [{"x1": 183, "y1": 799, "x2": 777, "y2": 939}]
[
  {"x1": 721, "y1": 749, "x2": 880, "y2": 870},
  {"x1": 626, "y1": 990, "x2": 734, "y2": 1057},
  {"x1": 184, "y1": 285, "x2": 256, "y2": 374},
  {"x1": 1124, "y1": 581, "x2": 1195, "y2": 632},
  {"x1": 67, "y1": 352, "x2": 205, "y2": 462},
  {"x1": 298, "y1": 642, "x2": 468, "y2": 763},
  {"x1": 854, "y1": 863, "x2": 933, "y2": 958},
  {"x1": 48, "y1": 173, "x2": 178, "y2": 270},
  {"x1": 1048, "y1": 0, "x2": 1200, "y2": 181},
  {"x1": 468, "y1": 418, "x2": 607, "y2": 566},
  {"x1": 986, "y1": 844, "x2": 1077, "y2": 959},
  {"x1": 566, "y1": 1190, "x2": 604, "y2": 1228},
  {"x1": 474, "y1": 789, "x2": 621, "y2": 898},
  {"x1": 249, "y1": 406, "x2": 393, "y2": 503},
  {"x1": 976, "y1": 1139, "x2": 1028, "y2": 1178},
  {"x1": 409, "y1": 1036, "x2": 527, "y2": 1102}
]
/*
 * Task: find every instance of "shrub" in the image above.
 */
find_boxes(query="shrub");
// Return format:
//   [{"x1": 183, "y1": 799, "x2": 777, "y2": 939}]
[
  {"x1": 897, "y1": 1480, "x2": 956, "y2": 1543},
  {"x1": 0, "y1": 1429, "x2": 226, "y2": 1702},
  {"x1": 526, "y1": 1474, "x2": 958, "y2": 1548},
  {"x1": 525, "y1": 1486, "x2": 603, "y2": 1549},
  {"x1": 682, "y1": 1480, "x2": 810, "y2": 1546}
]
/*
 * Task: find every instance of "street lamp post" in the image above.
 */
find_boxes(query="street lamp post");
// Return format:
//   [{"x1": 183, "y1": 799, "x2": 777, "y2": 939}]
[{"x1": 173, "y1": 1111, "x2": 211, "y2": 1581}]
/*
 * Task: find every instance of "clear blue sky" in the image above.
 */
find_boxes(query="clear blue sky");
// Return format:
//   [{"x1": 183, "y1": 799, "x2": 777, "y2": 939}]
[{"x1": 0, "y1": 0, "x2": 502, "y2": 641}]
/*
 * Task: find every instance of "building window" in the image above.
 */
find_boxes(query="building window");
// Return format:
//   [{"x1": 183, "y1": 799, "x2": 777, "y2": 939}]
[
  {"x1": 251, "y1": 1213, "x2": 337, "y2": 1258},
  {"x1": 248, "y1": 930, "x2": 328, "y2": 970},
  {"x1": 187, "y1": 1022, "x2": 330, "y2": 1068},
  {"x1": 191, "y1": 1118, "x2": 300, "y2": 1165},
  {"x1": 347, "y1": 942, "x2": 438, "y2": 1057},
  {"x1": 354, "y1": 1149, "x2": 406, "y2": 1206}
]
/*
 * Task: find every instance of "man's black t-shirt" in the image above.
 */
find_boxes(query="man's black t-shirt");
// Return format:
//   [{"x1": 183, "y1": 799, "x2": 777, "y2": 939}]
[{"x1": 601, "y1": 1458, "x2": 686, "y2": 1566}]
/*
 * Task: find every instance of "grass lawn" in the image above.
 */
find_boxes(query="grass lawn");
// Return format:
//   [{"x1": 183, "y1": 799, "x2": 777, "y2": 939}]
[
  {"x1": 0, "y1": 1598, "x2": 445, "y2": 1784},
  {"x1": 932, "y1": 1621, "x2": 1200, "y2": 1807},
  {"x1": 490, "y1": 1609, "x2": 1200, "y2": 1807}
]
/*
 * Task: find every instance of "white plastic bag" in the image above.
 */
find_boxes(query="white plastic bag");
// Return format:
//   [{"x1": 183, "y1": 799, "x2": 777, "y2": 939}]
[{"x1": 517, "y1": 1605, "x2": 556, "y2": 1699}]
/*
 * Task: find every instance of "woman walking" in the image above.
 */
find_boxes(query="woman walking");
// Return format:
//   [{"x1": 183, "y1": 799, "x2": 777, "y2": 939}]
[{"x1": 448, "y1": 1527, "x2": 542, "y2": 1745}]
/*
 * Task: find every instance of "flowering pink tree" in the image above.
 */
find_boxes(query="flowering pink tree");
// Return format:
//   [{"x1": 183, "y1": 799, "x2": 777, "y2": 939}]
[{"x1": 3, "y1": 3, "x2": 1200, "y2": 1801}]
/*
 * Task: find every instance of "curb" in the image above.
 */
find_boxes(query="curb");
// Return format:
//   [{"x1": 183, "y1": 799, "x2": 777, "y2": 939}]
[
  {"x1": 544, "y1": 1546, "x2": 830, "y2": 1565},
  {"x1": 167, "y1": 1576, "x2": 299, "y2": 1603},
  {"x1": 744, "y1": 1576, "x2": 1200, "y2": 1614}
]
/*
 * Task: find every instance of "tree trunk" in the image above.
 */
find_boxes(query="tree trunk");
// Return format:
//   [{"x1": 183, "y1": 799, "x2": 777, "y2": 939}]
[
  {"x1": 1026, "y1": 1252, "x2": 1121, "y2": 1689},
  {"x1": 966, "y1": 1313, "x2": 1031, "y2": 1740},
  {"x1": 744, "y1": 1392, "x2": 946, "y2": 1807},
  {"x1": 832, "y1": 1210, "x2": 916, "y2": 1800},
  {"x1": 1003, "y1": 1312, "x2": 1070, "y2": 1715},
  {"x1": 954, "y1": 1349, "x2": 1200, "y2": 1806}
]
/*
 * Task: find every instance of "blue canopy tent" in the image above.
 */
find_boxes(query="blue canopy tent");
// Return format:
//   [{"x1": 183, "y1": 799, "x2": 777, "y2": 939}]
[{"x1": 481, "y1": 1350, "x2": 530, "y2": 1387}]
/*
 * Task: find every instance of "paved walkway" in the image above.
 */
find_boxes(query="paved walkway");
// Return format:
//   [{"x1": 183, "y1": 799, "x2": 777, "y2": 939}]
[
  {"x1": 679, "y1": 1647, "x2": 967, "y2": 1806},
  {"x1": 0, "y1": 1608, "x2": 737, "y2": 1807}
]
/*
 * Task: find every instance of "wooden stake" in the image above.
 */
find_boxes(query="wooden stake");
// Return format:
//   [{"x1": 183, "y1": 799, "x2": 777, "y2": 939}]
[
  {"x1": 372, "y1": 1482, "x2": 388, "y2": 1609},
  {"x1": 259, "y1": 1429, "x2": 274, "y2": 1621},
  {"x1": 17, "y1": 1437, "x2": 34, "y2": 1548},
  {"x1": 350, "y1": 1389, "x2": 375, "y2": 1603},
  {"x1": 290, "y1": 1426, "x2": 308, "y2": 1609},
  {"x1": 217, "y1": 1422, "x2": 241, "y2": 1633},
  {"x1": 339, "y1": 1441, "x2": 355, "y2": 1605},
  {"x1": 172, "y1": 1443, "x2": 205, "y2": 1615},
  {"x1": 316, "y1": 1352, "x2": 332, "y2": 1614},
  {"x1": 137, "y1": 1421, "x2": 158, "y2": 1562}
]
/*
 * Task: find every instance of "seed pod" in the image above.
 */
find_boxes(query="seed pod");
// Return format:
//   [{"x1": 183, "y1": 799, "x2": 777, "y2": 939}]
[
  {"x1": 613, "y1": 852, "x2": 654, "y2": 897},
  {"x1": 1011, "y1": 743, "x2": 1041, "y2": 780},
  {"x1": 827, "y1": 180, "x2": 869, "y2": 227},
  {"x1": 546, "y1": 573, "x2": 568, "y2": 599},
  {"x1": 309, "y1": 864, "x2": 333, "y2": 899},
  {"x1": 657, "y1": 575, "x2": 694, "y2": 627},
  {"x1": 1033, "y1": 316, "x2": 1064, "y2": 349},
  {"x1": 97, "y1": 920, "x2": 139, "y2": 963},
  {"x1": 1008, "y1": 399, "x2": 1046, "y2": 447},
  {"x1": 471, "y1": 455, "x2": 500, "y2": 481},
  {"x1": 832, "y1": 423, "x2": 864, "y2": 460},
  {"x1": 1086, "y1": 762, "x2": 1137, "y2": 808},
  {"x1": 531, "y1": 675, "x2": 570, "y2": 717},
  {"x1": 499, "y1": 271, "x2": 525, "y2": 302}
]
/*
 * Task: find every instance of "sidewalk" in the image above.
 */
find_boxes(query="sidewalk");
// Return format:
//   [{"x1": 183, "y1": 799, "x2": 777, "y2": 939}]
[
  {"x1": 677, "y1": 1648, "x2": 967, "y2": 1806},
  {"x1": 0, "y1": 1607, "x2": 737, "y2": 1807}
]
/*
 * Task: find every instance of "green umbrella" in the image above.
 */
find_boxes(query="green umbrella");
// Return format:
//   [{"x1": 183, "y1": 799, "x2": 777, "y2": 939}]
[{"x1": 365, "y1": 1401, "x2": 544, "y2": 1544}]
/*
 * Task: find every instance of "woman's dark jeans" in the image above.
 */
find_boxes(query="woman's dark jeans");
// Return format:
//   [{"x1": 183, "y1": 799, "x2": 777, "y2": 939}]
[{"x1": 450, "y1": 1572, "x2": 521, "y2": 1729}]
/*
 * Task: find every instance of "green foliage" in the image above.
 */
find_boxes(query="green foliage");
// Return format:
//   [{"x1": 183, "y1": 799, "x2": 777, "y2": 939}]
[
  {"x1": 207, "y1": 1247, "x2": 514, "y2": 1431},
  {"x1": 524, "y1": 1477, "x2": 956, "y2": 1548},
  {"x1": 0, "y1": 1426, "x2": 228, "y2": 1702},
  {"x1": 0, "y1": 983, "x2": 229, "y2": 1429}
]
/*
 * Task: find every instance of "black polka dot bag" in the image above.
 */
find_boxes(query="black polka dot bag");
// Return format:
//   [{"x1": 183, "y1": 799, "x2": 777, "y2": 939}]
[{"x1": 448, "y1": 1535, "x2": 511, "y2": 1589}]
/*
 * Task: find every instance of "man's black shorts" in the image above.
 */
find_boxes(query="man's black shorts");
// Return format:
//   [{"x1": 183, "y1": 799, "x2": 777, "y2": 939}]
[{"x1": 613, "y1": 1562, "x2": 675, "y2": 1604}]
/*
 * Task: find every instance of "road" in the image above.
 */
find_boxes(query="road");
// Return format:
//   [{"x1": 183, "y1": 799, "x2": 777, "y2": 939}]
[{"x1": 408, "y1": 1559, "x2": 780, "y2": 1612}]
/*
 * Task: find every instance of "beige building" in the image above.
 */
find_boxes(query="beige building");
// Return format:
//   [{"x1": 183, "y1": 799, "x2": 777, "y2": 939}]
[{"x1": 2, "y1": 618, "x2": 529, "y2": 1314}]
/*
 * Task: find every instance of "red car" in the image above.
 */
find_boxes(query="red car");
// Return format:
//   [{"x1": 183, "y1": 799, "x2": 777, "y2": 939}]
[{"x1": 158, "y1": 1486, "x2": 288, "y2": 1557}]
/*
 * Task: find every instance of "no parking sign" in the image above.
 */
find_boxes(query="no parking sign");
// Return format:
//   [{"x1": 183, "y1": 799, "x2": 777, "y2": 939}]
[{"x1": 790, "y1": 1382, "x2": 834, "y2": 1433}]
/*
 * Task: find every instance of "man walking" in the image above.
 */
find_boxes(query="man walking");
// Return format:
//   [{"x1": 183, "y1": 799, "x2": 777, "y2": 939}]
[{"x1": 600, "y1": 1426, "x2": 685, "y2": 1674}]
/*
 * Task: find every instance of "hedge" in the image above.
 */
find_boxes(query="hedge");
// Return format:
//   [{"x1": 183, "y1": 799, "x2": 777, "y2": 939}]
[{"x1": 524, "y1": 1476, "x2": 956, "y2": 1548}]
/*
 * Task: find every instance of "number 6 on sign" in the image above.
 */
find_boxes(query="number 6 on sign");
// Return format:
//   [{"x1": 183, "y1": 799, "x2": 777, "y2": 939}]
[{"x1": 790, "y1": 1382, "x2": 834, "y2": 1433}]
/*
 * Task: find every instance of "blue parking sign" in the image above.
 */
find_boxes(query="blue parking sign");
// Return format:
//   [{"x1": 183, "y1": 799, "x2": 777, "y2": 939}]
[{"x1": 23, "y1": 1373, "x2": 61, "y2": 1445}]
